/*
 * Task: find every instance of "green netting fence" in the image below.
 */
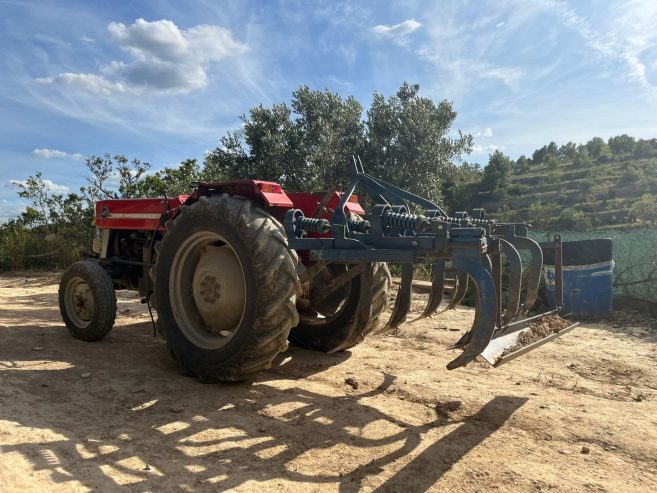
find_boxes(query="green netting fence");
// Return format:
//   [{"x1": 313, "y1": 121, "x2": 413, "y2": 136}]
[{"x1": 530, "y1": 228, "x2": 657, "y2": 302}]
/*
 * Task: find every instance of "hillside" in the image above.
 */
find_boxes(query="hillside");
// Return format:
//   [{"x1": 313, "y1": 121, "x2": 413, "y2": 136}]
[{"x1": 460, "y1": 139, "x2": 657, "y2": 231}]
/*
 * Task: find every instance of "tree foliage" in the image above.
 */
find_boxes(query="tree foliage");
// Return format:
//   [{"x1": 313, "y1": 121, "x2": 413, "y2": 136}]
[
  {"x1": 544, "y1": 154, "x2": 560, "y2": 170},
  {"x1": 1, "y1": 173, "x2": 94, "y2": 270},
  {"x1": 608, "y1": 134, "x2": 635, "y2": 155},
  {"x1": 0, "y1": 155, "x2": 198, "y2": 270},
  {"x1": 586, "y1": 137, "x2": 609, "y2": 158},
  {"x1": 630, "y1": 194, "x2": 657, "y2": 226},
  {"x1": 203, "y1": 82, "x2": 473, "y2": 204},
  {"x1": 634, "y1": 139, "x2": 654, "y2": 158},
  {"x1": 481, "y1": 150, "x2": 512, "y2": 202}
]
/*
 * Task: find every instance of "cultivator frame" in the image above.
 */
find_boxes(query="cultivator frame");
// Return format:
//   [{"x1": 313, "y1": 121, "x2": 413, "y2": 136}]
[{"x1": 285, "y1": 157, "x2": 579, "y2": 369}]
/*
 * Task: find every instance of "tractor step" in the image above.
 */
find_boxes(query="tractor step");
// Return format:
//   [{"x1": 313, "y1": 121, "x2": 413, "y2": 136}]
[{"x1": 479, "y1": 313, "x2": 579, "y2": 367}]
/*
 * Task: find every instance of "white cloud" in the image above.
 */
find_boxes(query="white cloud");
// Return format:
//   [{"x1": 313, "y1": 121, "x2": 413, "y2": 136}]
[
  {"x1": 473, "y1": 127, "x2": 494, "y2": 138},
  {"x1": 372, "y1": 19, "x2": 422, "y2": 38},
  {"x1": 542, "y1": 0, "x2": 657, "y2": 92},
  {"x1": 8, "y1": 179, "x2": 70, "y2": 194},
  {"x1": 31, "y1": 148, "x2": 83, "y2": 160},
  {"x1": 419, "y1": 50, "x2": 525, "y2": 90},
  {"x1": 37, "y1": 18, "x2": 249, "y2": 95},
  {"x1": 36, "y1": 73, "x2": 125, "y2": 96},
  {"x1": 108, "y1": 18, "x2": 190, "y2": 62},
  {"x1": 472, "y1": 144, "x2": 502, "y2": 154}
]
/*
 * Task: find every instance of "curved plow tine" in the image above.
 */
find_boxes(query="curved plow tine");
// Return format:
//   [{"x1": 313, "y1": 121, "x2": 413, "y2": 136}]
[
  {"x1": 509, "y1": 236, "x2": 543, "y2": 314},
  {"x1": 411, "y1": 259, "x2": 445, "y2": 322},
  {"x1": 376, "y1": 263, "x2": 414, "y2": 334},
  {"x1": 446, "y1": 250, "x2": 498, "y2": 370},
  {"x1": 482, "y1": 253, "x2": 493, "y2": 273},
  {"x1": 450, "y1": 256, "x2": 486, "y2": 350},
  {"x1": 446, "y1": 270, "x2": 469, "y2": 310},
  {"x1": 500, "y1": 238, "x2": 522, "y2": 325}
]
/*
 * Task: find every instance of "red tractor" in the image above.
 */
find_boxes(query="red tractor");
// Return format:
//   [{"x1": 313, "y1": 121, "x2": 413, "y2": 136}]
[{"x1": 59, "y1": 158, "x2": 576, "y2": 382}]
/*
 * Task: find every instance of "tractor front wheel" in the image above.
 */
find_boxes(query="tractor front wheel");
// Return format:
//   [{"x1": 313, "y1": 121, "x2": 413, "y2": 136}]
[
  {"x1": 59, "y1": 261, "x2": 117, "y2": 341},
  {"x1": 153, "y1": 195, "x2": 300, "y2": 382}
]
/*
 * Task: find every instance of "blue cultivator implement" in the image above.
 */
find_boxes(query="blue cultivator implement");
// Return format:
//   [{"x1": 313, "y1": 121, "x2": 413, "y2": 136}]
[{"x1": 285, "y1": 157, "x2": 579, "y2": 370}]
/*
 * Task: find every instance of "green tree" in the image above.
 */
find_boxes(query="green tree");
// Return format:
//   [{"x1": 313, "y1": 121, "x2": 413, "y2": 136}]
[
  {"x1": 481, "y1": 150, "x2": 512, "y2": 202},
  {"x1": 514, "y1": 155, "x2": 530, "y2": 173},
  {"x1": 559, "y1": 141, "x2": 577, "y2": 160},
  {"x1": 6, "y1": 173, "x2": 95, "y2": 269},
  {"x1": 634, "y1": 139, "x2": 654, "y2": 158},
  {"x1": 139, "y1": 159, "x2": 200, "y2": 196},
  {"x1": 587, "y1": 181, "x2": 612, "y2": 203},
  {"x1": 630, "y1": 194, "x2": 657, "y2": 226},
  {"x1": 546, "y1": 169, "x2": 563, "y2": 184},
  {"x1": 363, "y1": 83, "x2": 472, "y2": 203},
  {"x1": 586, "y1": 137, "x2": 610, "y2": 158},
  {"x1": 205, "y1": 86, "x2": 366, "y2": 192},
  {"x1": 557, "y1": 208, "x2": 591, "y2": 231},
  {"x1": 573, "y1": 153, "x2": 593, "y2": 168},
  {"x1": 441, "y1": 161, "x2": 482, "y2": 212},
  {"x1": 531, "y1": 145, "x2": 548, "y2": 165},
  {"x1": 546, "y1": 141, "x2": 559, "y2": 156},
  {"x1": 595, "y1": 145, "x2": 613, "y2": 163},
  {"x1": 203, "y1": 82, "x2": 473, "y2": 205},
  {"x1": 620, "y1": 164, "x2": 645, "y2": 186},
  {"x1": 528, "y1": 201, "x2": 557, "y2": 231},
  {"x1": 82, "y1": 154, "x2": 151, "y2": 201},
  {"x1": 543, "y1": 154, "x2": 560, "y2": 170},
  {"x1": 608, "y1": 134, "x2": 635, "y2": 155}
]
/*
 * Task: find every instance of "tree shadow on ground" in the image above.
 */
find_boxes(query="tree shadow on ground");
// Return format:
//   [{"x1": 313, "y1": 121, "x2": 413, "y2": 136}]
[{"x1": 0, "y1": 289, "x2": 527, "y2": 491}]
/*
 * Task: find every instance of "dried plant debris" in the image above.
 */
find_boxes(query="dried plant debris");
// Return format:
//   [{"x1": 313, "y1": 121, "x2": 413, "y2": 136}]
[{"x1": 501, "y1": 314, "x2": 573, "y2": 357}]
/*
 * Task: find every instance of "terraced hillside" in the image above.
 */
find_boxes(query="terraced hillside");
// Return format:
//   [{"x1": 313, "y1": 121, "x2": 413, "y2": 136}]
[{"x1": 468, "y1": 148, "x2": 657, "y2": 231}]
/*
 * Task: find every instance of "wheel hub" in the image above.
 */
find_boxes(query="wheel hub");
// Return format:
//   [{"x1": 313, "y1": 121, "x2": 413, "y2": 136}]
[
  {"x1": 192, "y1": 245, "x2": 246, "y2": 334},
  {"x1": 66, "y1": 279, "x2": 94, "y2": 326},
  {"x1": 198, "y1": 275, "x2": 220, "y2": 303}
]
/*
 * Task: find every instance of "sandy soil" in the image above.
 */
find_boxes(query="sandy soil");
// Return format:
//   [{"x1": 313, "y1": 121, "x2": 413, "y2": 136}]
[{"x1": 0, "y1": 273, "x2": 656, "y2": 492}]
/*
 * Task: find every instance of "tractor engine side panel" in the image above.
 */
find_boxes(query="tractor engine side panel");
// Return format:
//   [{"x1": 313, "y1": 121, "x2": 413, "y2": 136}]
[{"x1": 95, "y1": 196, "x2": 189, "y2": 231}]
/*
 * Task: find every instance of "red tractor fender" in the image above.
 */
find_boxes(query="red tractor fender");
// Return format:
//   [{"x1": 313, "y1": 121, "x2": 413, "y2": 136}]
[{"x1": 190, "y1": 180, "x2": 293, "y2": 208}]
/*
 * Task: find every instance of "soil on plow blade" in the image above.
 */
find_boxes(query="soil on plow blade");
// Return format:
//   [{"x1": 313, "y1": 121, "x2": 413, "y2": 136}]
[
  {"x1": 500, "y1": 314, "x2": 575, "y2": 358},
  {"x1": 1, "y1": 273, "x2": 656, "y2": 492}
]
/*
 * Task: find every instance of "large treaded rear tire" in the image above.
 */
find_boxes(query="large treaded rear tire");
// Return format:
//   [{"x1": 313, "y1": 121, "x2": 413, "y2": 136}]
[
  {"x1": 289, "y1": 262, "x2": 390, "y2": 352},
  {"x1": 59, "y1": 261, "x2": 117, "y2": 341},
  {"x1": 153, "y1": 195, "x2": 300, "y2": 382}
]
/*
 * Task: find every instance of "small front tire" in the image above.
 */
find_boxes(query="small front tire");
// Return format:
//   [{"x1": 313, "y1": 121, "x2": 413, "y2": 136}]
[{"x1": 59, "y1": 261, "x2": 117, "y2": 341}]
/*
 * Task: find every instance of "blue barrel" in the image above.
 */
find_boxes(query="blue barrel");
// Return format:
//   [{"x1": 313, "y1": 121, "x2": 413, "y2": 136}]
[{"x1": 541, "y1": 239, "x2": 613, "y2": 319}]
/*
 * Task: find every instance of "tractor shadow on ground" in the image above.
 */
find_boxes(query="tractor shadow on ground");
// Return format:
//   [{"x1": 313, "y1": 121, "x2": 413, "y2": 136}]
[{"x1": 0, "y1": 290, "x2": 527, "y2": 492}]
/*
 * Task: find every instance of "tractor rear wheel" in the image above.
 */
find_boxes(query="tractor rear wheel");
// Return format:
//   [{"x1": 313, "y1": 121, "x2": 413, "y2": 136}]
[
  {"x1": 153, "y1": 195, "x2": 300, "y2": 382},
  {"x1": 289, "y1": 262, "x2": 390, "y2": 352},
  {"x1": 59, "y1": 261, "x2": 117, "y2": 341}
]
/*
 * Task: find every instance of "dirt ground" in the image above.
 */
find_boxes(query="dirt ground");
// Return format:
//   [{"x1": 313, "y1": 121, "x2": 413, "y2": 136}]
[{"x1": 1, "y1": 273, "x2": 656, "y2": 492}]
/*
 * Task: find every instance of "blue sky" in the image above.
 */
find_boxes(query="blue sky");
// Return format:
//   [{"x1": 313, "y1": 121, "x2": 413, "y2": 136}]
[{"x1": 1, "y1": 0, "x2": 656, "y2": 218}]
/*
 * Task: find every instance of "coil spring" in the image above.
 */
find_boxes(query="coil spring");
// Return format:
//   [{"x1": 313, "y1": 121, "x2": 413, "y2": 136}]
[
  {"x1": 436, "y1": 216, "x2": 492, "y2": 226},
  {"x1": 298, "y1": 217, "x2": 331, "y2": 233},
  {"x1": 347, "y1": 218, "x2": 371, "y2": 233},
  {"x1": 383, "y1": 212, "x2": 423, "y2": 231}
]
